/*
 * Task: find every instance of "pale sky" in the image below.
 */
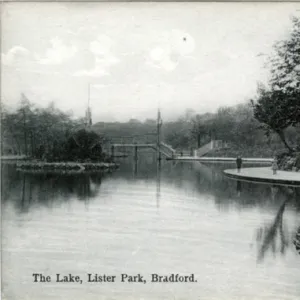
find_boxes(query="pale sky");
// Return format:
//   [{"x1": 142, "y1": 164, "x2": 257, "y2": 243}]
[{"x1": 2, "y1": 2, "x2": 300, "y2": 122}]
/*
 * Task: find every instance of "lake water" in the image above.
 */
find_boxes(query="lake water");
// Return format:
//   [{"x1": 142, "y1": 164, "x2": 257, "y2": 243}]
[{"x1": 2, "y1": 156, "x2": 300, "y2": 300}]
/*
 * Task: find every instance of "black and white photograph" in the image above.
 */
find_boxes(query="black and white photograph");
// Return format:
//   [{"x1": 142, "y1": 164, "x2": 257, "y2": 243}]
[{"x1": 1, "y1": 2, "x2": 300, "y2": 300}]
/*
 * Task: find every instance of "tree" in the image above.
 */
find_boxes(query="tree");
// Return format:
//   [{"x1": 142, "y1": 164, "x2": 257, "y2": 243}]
[
  {"x1": 1, "y1": 94, "x2": 88, "y2": 159},
  {"x1": 191, "y1": 115, "x2": 210, "y2": 148},
  {"x1": 252, "y1": 85, "x2": 297, "y2": 152},
  {"x1": 1, "y1": 110, "x2": 22, "y2": 154},
  {"x1": 231, "y1": 103, "x2": 261, "y2": 148},
  {"x1": 269, "y1": 17, "x2": 300, "y2": 95},
  {"x1": 251, "y1": 16, "x2": 300, "y2": 152},
  {"x1": 63, "y1": 129, "x2": 103, "y2": 162},
  {"x1": 268, "y1": 17, "x2": 300, "y2": 130},
  {"x1": 213, "y1": 106, "x2": 236, "y2": 141}
]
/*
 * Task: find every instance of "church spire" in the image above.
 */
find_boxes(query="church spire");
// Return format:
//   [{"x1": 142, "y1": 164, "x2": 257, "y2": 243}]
[
  {"x1": 85, "y1": 84, "x2": 92, "y2": 129},
  {"x1": 85, "y1": 106, "x2": 92, "y2": 127}
]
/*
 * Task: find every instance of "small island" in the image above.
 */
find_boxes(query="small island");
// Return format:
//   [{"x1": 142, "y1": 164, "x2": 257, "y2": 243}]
[
  {"x1": 1, "y1": 100, "x2": 118, "y2": 172},
  {"x1": 15, "y1": 126, "x2": 119, "y2": 171}
]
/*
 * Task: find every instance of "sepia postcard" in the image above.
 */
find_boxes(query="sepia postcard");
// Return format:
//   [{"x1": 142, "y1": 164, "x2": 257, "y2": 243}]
[{"x1": 1, "y1": 1, "x2": 300, "y2": 300}]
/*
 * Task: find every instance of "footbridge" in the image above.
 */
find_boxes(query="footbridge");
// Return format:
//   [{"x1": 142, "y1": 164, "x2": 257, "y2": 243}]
[
  {"x1": 105, "y1": 135, "x2": 177, "y2": 159},
  {"x1": 102, "y1": 109, "x2": 228, "y2": 160},
  {"x1": 105, "y1": 134, "x2": 226, "y2": 160}
]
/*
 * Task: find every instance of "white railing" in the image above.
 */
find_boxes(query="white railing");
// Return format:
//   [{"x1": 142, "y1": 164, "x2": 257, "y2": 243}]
[
  {"x1": 159, "y1": 142, "x2": 176, "y2": 158},
  {"x1": 194, "y1": 140, "x2": 228, "y2": 157},
  {"x1": 195, "y1": 142, "x2": 213, "y2": 157}
]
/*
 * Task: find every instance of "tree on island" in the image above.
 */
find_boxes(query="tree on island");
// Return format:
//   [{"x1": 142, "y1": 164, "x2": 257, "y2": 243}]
[
  {"x1": 1, "y1": 95, "x2": 108, "y2": 162},
  {"x1": 251, "y1": 16, "x2": 300, "y2": 152},
  {"x1": 63, "y1": 129, "x2": 104, "y2": 162}
]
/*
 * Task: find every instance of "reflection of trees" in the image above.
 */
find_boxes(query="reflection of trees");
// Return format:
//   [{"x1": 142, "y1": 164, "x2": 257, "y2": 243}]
[
  {"x1": 113, "y1": 155, "x2": 157, "y2": 180},
  {"x1": 1, "y1": 164, "x2": 23, "y2": 203},
  {"x1": 2, "y1": 166, "x2": 104, "y2": 212},
  {"x1": 191, "y1": 166, "x2": 281, "y2": 209},
  {"x1": 294, "y1": 226, "x2": 300, "y2": 255},
  {"x1": 236, "y1": 180, "x2": 242, "y2": 197},
  {"x1": 256, "y1": 199, "x2": 289, "y2": 262},
  {"x1": 156, "y1": 161, "x2": 161, "y2": 208},
  {"x1": 255, "y1": 186, "x2": 300, "y2": 262},
  {"x1": 123, "y1": 160, "x2": 299, "y2": 212},
  {"x1": 161, "y1": 162, "x2": 300, "y2": 257}
]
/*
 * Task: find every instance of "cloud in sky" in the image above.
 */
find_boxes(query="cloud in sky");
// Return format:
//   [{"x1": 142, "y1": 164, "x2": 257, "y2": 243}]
[
  {"x1": 90, "y1": 34, "x2": 113, "y2": 56},
  {"x1": 96, "y1": 55, "x2": 120, "y2": 67},
  {"x1": 37, "y1": 37, "x2": 78, "y2": 65},
  {"x1": 149, "y1": 29, "x2": 196, "y2": 71},
  {"x1": 73, "y1": 67, "x2": 109, "y2": 78},
  {"x1": 72, "y1": 35, "x2": 120, "y2": 77},
  {"x1": 66, "y1": 25, "x2": 99, "y2": 40},
  {"x1": 2, "y1": 46, "x2": 31, "y2": 66}
]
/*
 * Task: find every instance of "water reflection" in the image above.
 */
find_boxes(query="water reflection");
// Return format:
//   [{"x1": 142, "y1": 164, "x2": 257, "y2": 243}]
[
  {"x1": 2, "y1": 164, "x2": 105, "y2": 212},
  {"x1": 294, "y1": 226, "x2": 300, "y2": 254},
  {"x1": 2, "y1": 160, "x2": 299, "y2": 219},
  {"x1": 156, "y1": 161, "x2": 161, "y2": 208},
  {"x1": 236, "y1": 180, "x2": 242, "y2": 197},
  {"x1": 256, "y1": 186, "x2": 300, "y2": 261},
  {"x1": 256, "y1": 199, "x2": 289, "y2": 262},
  {"x1": 1, "y1": 159, "x2": 300, "y2": 300}
]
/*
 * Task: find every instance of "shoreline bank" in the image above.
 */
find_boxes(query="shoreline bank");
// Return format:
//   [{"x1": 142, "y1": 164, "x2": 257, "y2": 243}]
[
  {"x1": 224, "y1": 167, "x2": 300, "y2": 186},
  {"x1": 16, "y1": 161, "x2": 119, "y2": 171}
]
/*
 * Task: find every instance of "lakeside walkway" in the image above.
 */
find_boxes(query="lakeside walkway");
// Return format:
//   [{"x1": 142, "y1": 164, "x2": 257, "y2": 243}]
[
  {"x1": 167, "y1": 156, "x2": 273, "y2": 163},
  {"x1": 224, "y1": 167, "x2": 300, "y2": 186}
]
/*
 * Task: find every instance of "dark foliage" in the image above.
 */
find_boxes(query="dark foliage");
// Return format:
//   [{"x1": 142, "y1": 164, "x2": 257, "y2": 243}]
[
  {"x1": 62, "y1": 129, "x2": 103, "y2": 162},
  {"x1": 251, "y1": 16, "x2": 300, "y2": 152},
  {"x1": 1, "y1": 97, "x2": 106, "y2": 162}
]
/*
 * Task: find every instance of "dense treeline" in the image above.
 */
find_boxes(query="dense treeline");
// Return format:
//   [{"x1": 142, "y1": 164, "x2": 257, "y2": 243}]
[
  {"x1": 1, "y1": 94, "x2": 106, "y2": 162},
  {"x1": 92, "y1": 104, "x2": 299, "y2": 157},
  {"x1": 3, "y1": 96, "x2": 298, "y2": 159}
]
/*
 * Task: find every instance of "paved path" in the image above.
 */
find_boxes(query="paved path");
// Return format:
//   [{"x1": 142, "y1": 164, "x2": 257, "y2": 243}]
[
  {"x1": 224, "y1": 167, "x2": 300, "y2": 186},
  {"x1": 168, "y1": 156, "x2": 273, "y2": 163}
]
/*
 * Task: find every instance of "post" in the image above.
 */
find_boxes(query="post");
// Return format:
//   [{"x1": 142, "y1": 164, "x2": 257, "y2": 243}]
[
  {"x1": 134, "y1": 159, "x2": 138, "y2": 177},
  {"x1": 134, "y1": 145, "x2": 138, "y2": 162},
  {"x1": 157, "y1": 109, "x2": 162, "y2": 161},
  {"x1": 111, "y1": 145, "x2": 115, "y2": 158},
  {"x1": 22, "y1": 108, "x2": 28, "y2": 156},
  {"x1": 156, "y1": 160, "x2": 161, "y2": 208},
  {"x1": 88, "y1": 83, "x2": 90, "y2": 108},
  {"x1": 197, "y1": 133, "x2": 201, "y2": 148},
  {"x1": 132, "y1": 145, "x2": 137, "y2": 176}
]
